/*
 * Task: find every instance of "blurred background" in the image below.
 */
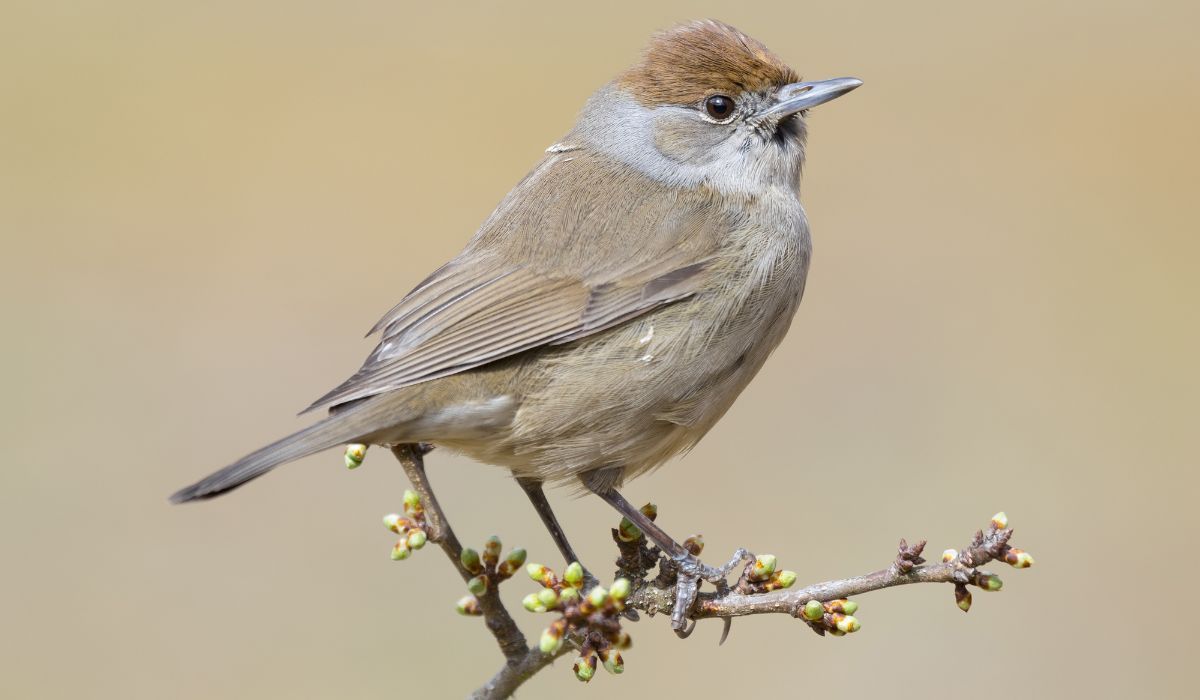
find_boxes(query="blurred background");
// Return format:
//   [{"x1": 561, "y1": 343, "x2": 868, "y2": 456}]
[{"x1": 2, "y1": 1, "x2": 1196, "y2": 697}]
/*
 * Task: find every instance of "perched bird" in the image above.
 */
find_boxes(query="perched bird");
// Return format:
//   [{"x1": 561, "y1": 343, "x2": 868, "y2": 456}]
[{"x1": 172, "y1": 19, "x2": 861, "y2": 631}]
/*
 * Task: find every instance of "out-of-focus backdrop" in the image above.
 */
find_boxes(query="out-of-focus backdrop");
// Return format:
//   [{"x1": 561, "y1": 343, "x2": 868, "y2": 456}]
[{"x1": 2, "y1": 1, "x2": 1196, "y2": 698}]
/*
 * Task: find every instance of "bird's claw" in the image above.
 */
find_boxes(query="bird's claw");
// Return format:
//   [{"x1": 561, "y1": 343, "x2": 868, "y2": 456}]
[{"x1": 668, "y1": 548, "x2": 755, "y2": 633}]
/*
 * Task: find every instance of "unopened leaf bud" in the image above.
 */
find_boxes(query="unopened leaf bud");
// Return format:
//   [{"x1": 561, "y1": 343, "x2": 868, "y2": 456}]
[
  {"x1": 942, "y1": 548, "x2": 958, "y2": 563},
  {"x1": 802, "y1": 600, "x2": 824, "y2": 622},
  {"x1": 390, "y1": 541, "x2": 410, "y2": 561},
  {"x1": 467, "y1": 575, "x2": 489, "y2": 596},
  {"x1": 609, "y1": 578, "x2": 631, "y2": 603},
  {"x1": 522, "y1": 593, "x2": 545, "y2": 613},
  {"x1": 749, "y1": 554, "x2": 777, "y2": 582},
  {"x1": 344, "y1": 444, "x2": 367, "y2": 469},
  {"x1": 460, "y1": 548, "x2": 483, "y2": 574},
  {"x1": 683, "y1": 535, "x2": 704, "y2": 556},
  {"x1": 456, "y1": 595, "x2": 481, "y2": 616},
  {"x1": 1004, "y1": 548, "x2": 1035, "y2": 569},
  {"x1": 600, "y1": 649, "x2": 624, "y2": 675},
  {"x1": 991, "y1": 511, "x2": 1009, "y2": 530},
  {"x1": 563, "y1": 561, "x2": 584, "y2": 588},
  {"x1": 574, "y1": 654, "x2": 597, "y2": 682},
  {"x1": 406, "y1": 529, "x2": 427, "y2": 550},
  {"x1": 483, "y1": 535, "x2": 502, "y2": 566}
]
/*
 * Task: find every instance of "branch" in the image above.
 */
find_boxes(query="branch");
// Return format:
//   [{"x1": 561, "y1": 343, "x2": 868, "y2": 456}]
[{"x1": 388, "y1": 445, "x2": 528, "y2": 662}]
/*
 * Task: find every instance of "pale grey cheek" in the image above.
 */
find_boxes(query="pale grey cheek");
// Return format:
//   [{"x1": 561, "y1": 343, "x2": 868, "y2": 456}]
[{"x1": 651, "y1": 113, "x2": 729, "y2": 165}]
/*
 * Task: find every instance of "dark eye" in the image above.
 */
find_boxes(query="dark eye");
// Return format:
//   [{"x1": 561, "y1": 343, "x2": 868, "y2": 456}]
[{"x1": 704, "y1": 94, "x2": 735, "y2": 120}]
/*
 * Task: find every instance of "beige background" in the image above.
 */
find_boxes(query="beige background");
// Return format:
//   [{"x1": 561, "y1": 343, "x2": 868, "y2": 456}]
[{"x1": 2, "y1": 1, "x2": 1196, "y2": 698}]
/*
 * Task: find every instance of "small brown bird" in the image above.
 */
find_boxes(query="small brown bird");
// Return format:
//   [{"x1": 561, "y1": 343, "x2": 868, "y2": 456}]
[{"x1": 173, "y1": 20, "x2": 860, "y2": 631}]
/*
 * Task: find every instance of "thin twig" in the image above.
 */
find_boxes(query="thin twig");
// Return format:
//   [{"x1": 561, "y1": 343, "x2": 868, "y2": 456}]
[{"x1": 389, "y1": 445, "x2": 528, "y2": 662}]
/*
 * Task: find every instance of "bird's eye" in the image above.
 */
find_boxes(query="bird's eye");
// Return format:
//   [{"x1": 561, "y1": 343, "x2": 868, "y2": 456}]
[{"x1": 704, "y1": 94, "x2": 735, "y2": 120}]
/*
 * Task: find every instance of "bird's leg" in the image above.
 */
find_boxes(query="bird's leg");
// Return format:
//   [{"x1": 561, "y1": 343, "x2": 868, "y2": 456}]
[
  {"x1": 583, "y1": 473, "x2": 754, "y2": 635},
  {"x1": 516, "y1": 477, "x2": 599, "y2": 588}
]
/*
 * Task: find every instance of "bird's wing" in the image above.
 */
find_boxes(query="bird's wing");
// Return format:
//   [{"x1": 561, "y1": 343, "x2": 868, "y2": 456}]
[{"x1": 303, "y1": 150, "x2": 724, "y2": 413}]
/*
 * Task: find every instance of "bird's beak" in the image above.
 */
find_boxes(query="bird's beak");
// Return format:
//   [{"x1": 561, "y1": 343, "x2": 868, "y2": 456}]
[{"x1": 758, "y1": 77, "x2": 863, "y2": 119}]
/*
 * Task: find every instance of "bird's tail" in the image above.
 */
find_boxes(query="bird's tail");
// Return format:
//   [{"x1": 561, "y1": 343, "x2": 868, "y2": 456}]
[{"x1": 169, "y1": 401, "x2": 391, "y2": 503}]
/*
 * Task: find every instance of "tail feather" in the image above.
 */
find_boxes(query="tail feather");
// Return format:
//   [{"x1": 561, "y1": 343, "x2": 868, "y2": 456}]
[{"x1": 170, "y1": 402, "x2": 388, "y2": 503}]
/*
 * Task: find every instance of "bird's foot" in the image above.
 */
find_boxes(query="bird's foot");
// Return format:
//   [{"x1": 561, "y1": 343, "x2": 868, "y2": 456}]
[{"x1": 667, "y1": 548, "x2": 754, "y2": 635}]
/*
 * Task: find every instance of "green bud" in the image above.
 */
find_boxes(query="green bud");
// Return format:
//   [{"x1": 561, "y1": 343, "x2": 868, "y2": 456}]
[
  {"x1": 539, "y1": 627, "x2": 564, "y2": 655},
  {"x1": 617, "y1": 516, "x2": 642, "y2": 542},
  {"x1": 537, "y1": 588, "x2": 559, "y2": 609},
  {"x1": 955, "y1": 585, "x2": 973, "y2": 613},
  {"x1": 574, "y1": 654, "x2": 597, "y2": 682},
  {"x1": 981, "y1": 574, "x2": 1003, "y2": 591},
  {"x1": 991, "y1": 511, "x2": 1009, "y2": 530},
  {"x1": 526, "y1": 563, "x2": 553, "y2": 587},
  {"x1": 460, "y1": 548, "x2": 483, "y2": 574},
  {"x1": 609, "y1": 578, "x2": 631, "y2": 603},
  {"x1": 587, "y1": 586, "x2": 609, "y2": 608},
  {"x1": 344, "y1": 444, "x2": 367, "y2": 469},
  {"x1": 522, "y1": 593, "x2": 545, "y2": 613},
  {"x1": 483, "y1": 535, "x2": 502, "y2": 566},
  {"x1": 558, "y1": 587, "x2": 580, "y2": 603},
  {"x1": 640, "y1": 503, "x2": 658, "y2": 521},
  {"x1": 403, "y1": 489, "x2": 421, "y2": 512},
  {"x1": 467, "y1": 575, "x2": 488, "y2": 596},
  {"x1": 406, "y1": 529, "x2": 427, "y2": 549},
  {"x1": 563, "y1": 561, "x2": 585, "y2": 588},
  {"x1": 834, "y1": 614, "x2": 860, "y2": 633},
  {"x1": 749, "y1": 554, "x2": 777, "y2": 582},
  {"x1": 498, "y1": 548, "x2": 527, "y2": 578},
  {"x1": 390, "y1": 541, "x2": 410, "y2": 561},
  {"x1": 1004, "y1": 548, "x2": 1035, "y2": 569},
  {"x1": 455, "y1": 595, "x2": 481, "y2": 616},
  {"x1": 601, "y1": 649, "x2": 624, "y2": 675},
  {"x1": 802, "y1": 599, "x2": 824, "y2": 622},
  {"x1": 842, "y1": 600, "x2": 859, "y2": 615},
  {"x1": 774, "y1": 570, "x2": 797, "y2": 589},
  {"x1": 382, "y1": 513, "x2": 404, "y2": 534}
]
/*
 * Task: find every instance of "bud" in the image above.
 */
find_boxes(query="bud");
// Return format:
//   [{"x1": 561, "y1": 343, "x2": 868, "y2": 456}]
[
  {"x1": 498, "y1": 547, "x2": 527, "y2": 578},
  {"x1": 955, "y1": 584, "x2": 972, "y2": 613},
  {"x1": 526, "y1": 563, "x2": 554, "y2": 587},
  {"x1": 588, "y1": 586, "x2": 609, "y2": 608},
  {"x1": 522, "y1": 593, "x2": 545, "y2": 613},
  {"x1": 609, "y1": 578, "x2": 631, "y2": 603},
  {"x1": 842, "y1": 600, "x2": 858, "y2": 615},
  {"x1": 991, "y1": 511, "x2": 1009, "y2": 530},
  {"x1": 382, "y1": 513, "x2": 405, "y2": 534},
  {"x1": 979, "y1": 573, "x2": 1003, "y2": 592},
  {"x1": 390, "y1": 541, "x2": 410, "y2": 561},
  {"x1": 613, "y1": 630, "x2": 632, "y2": 650},
  {"x1": 537, "y1": 588, "x2": 559, "y2": 609},
  {"x1": 942, "y1": 548, "x2": 958, "y2": 563},
  {"x1": 773, "y1": 570, "x2": 797, "y2": 589},
  {"x1": 617, "y1": 516, "x2": 642, "y2": 542},
  {"x1": 344, "y1": 444, "x2": 367, "y2": 469},
  {"x1": 558, "y1": 587, "x2": 580, "y2": 603},
  {"x1": 573, "y1": 654, "x2": 597, "y2": 682},
  {"x1": 483, "y1": 535, "x2": 502, "y2": 567},
  {"x1": 832, "y1": 614, "x2": 860, "y2": 633},
  {"x1": 403, "y1": 489, "x2": 422, "y2": 515},
  {"x1": 539, "y1": 624, "x2": 565, "y2": 654},
  {"x1": 456, "y1": 595, "x2": 481, "y2": 616},
  {"x1": 1004, "y1": 548, "x2": 1035, "y2": 569},
  {"x1": 406, "y1": 529, "x2": 427, "y2": 550},
  {"x1": 600, "y1": 649, "x2": 624, "y2": 675},
  {"x1": 683, "y1": 535, "x2": 705, "y2": 556},
  {"x1": 802, "y1": 600, "x2": 824, "y2": 622},
  {"x1": 563, "y1": 562, "x2": 585, "y2": 588},
  {"x1": 467, "y1": 575, "x2": 489, "y2": 596},
  {"x1": 749, "y1": 554, "x2": 777, "y2": 582},
  {"x1": 460, "y1": 548, "x2": 483, "y2": 575}
]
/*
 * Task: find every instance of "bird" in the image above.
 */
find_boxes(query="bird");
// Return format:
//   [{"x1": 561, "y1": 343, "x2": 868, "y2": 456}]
[{"x1": 172, "y1": 19, "x2": 861, "y2": 632}]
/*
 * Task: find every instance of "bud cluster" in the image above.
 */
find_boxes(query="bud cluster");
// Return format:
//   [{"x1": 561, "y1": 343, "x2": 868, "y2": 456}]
[
  {"x1": 946, "y1": 512, "x2": 1035, "y2": 612},
  {"x1": 612, "y1": 503, "x2": 662, "y2": 580},
  {"x1": 455, "y1": 535, "x2": 527, "y2": 617},
  {"x1": 734, "y1": 553, "x2": 798, "y2": 594},
  {"x1": 797, "y1": 598, "x2": 862, "y2": 637},
  {"x1": 522, "y1": 561, "x2": 633, "y2": 683},
  {"x1": 382, "y1": 489, "x2": 429, "y2": 562}
]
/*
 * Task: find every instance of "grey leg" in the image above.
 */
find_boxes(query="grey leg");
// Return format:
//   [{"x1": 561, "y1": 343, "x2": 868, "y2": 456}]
[
  {"x1": 516, "y1": 477, "x2": 583, "y2": 567},
  {"x1": 583, "y1": 470, "x2": 754, "y2": 635}
]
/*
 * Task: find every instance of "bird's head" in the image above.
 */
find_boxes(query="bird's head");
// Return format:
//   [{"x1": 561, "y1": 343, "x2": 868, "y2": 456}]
[{"x1": 572, "y1": 20, "x2": 861, "y2": 195}]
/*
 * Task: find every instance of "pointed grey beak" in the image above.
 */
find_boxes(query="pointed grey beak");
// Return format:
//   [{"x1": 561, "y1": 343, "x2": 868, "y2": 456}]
[{"x1": 758, "y1": 77, "x2": 863, "y2": 119}]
